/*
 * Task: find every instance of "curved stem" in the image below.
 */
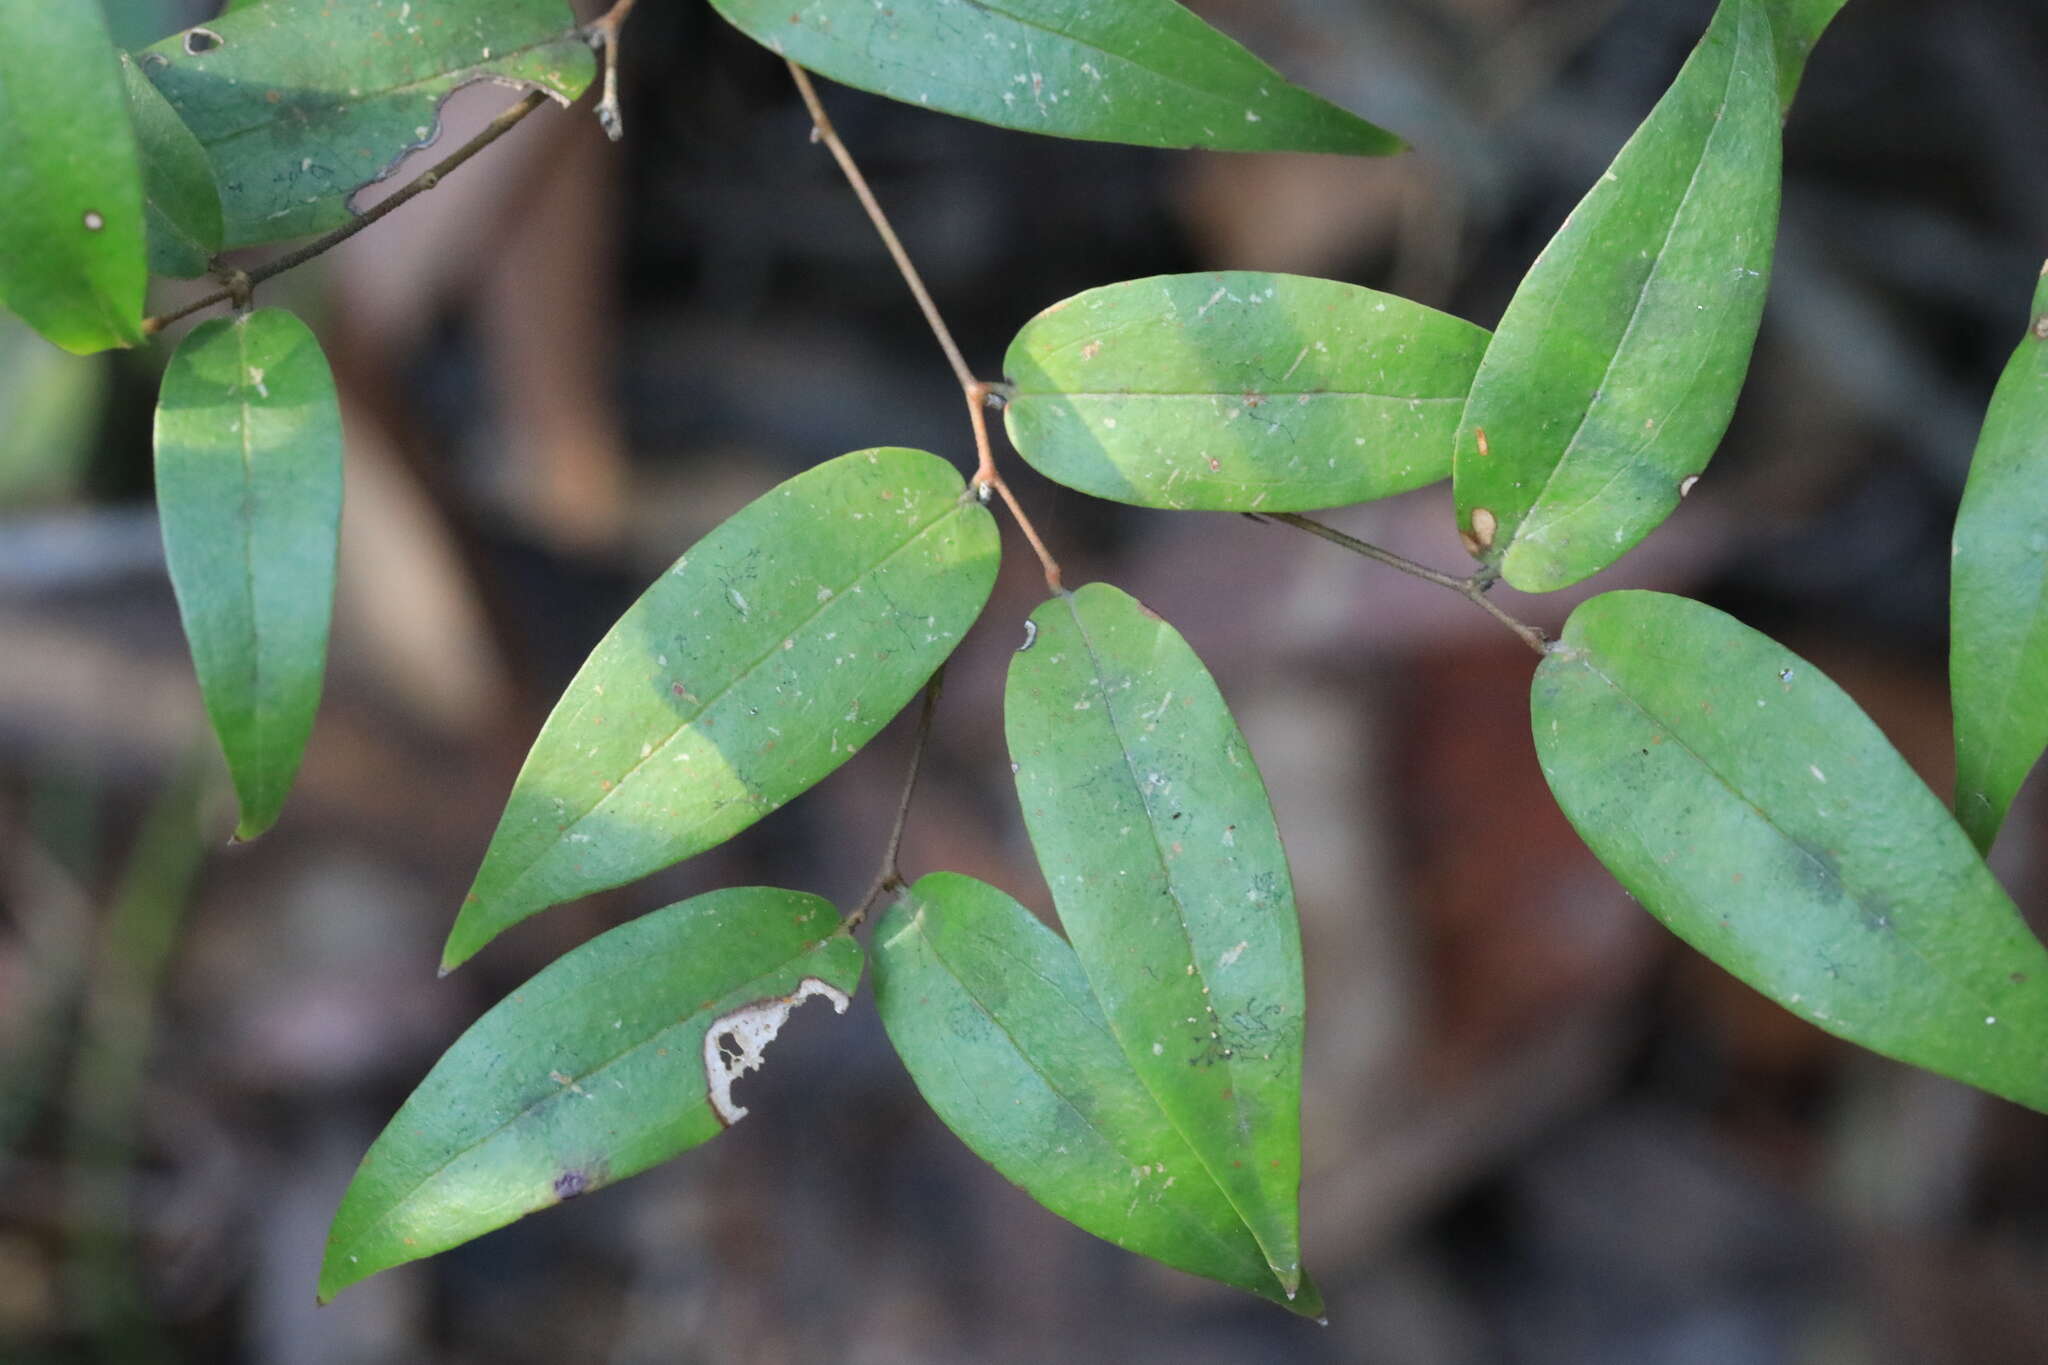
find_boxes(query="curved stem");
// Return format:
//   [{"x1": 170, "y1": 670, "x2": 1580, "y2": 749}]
[
  {"x1": 787, "y1": 61, "x2": 1065, "y2": 597},
  {"x1": 787, "y1": 62, "x2": 976, "y2": 395},
  {"x1": 142, "y1": 89, "x2": 553, "y2": 336},
  {"x1": 584, "y1": 0, "x2": 643, "y2": 140},
  {"x1": 1256, "y1": 511, "x2": 1549, "y2": 657},
  {"x1": 846, "y1": 666, "x2": 946, "y2": 931}
]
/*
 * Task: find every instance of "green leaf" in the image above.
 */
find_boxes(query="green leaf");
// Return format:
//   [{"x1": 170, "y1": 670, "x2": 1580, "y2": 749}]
[
  {"x1": 445, "y1": 449, "x2": 999, "y2": 972},
  {"x1": 1951, "y1": 264, "x2": 2048, "y2": 855},
  {"x1": 1452, "y1": 0, "x2": 1781, "y2": 592},
  {"x1": 1005, "y1": 583, "x2": 1305, "y2": 1294},
  {"x1": 155, "y1": 308, "x2": 342, "y2": 842},
  {"x1": 136, "y1": 1, "x2": 594, "y2": 248},
  {"x1": 708, "y1": 0, "x2": 1399, "y2": 156},
  {"x1": 120, "y1": 54, "x2": 224, "y2": 279},
  {"x1": 1002, "y1": 273, "x2": 1490, "y2": 512},
  {"x1": 1763, "y1": 0, "x2": 1849, "y2": 110},
  {"x1": 0, "y1": 0, "x2": 147, "y2": 353},
  {"x1": 1533, "y1": 590, "x2": 2048, "y2": 1112},
  {"x1": 320, "y1": 888, "x2": 861, "y2": 1303},
  {"x1": 873, "y1": 873, "x2": 1321, "y2": 1316}
]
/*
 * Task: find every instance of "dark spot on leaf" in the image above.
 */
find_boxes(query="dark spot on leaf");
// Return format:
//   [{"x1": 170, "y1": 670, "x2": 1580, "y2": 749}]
[
  {"x1": 553, "y1": 1170, "x2": 590, "y2": 1200},
  {"x1": 184, "y1": 27, "x2": 223, "y2": 54},
  {"x1": 2013, "y1": 972, "x2": 2029, "y2": 985}
]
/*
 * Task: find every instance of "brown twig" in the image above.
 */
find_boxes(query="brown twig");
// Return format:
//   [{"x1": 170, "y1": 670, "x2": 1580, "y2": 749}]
[
  {"x1": 787, "y1": 62, "x2": 1065, "y2": 596},
  {"x1": 141, "y1": 89, "x2": 554, "y2": 336},
  {"x1": 846, "y1": 667, "x2": 947, "y2": 931},
  {"x1": 584, "y1": 0, "x2": 642, "y2": 140},
  {"x1": 787, "y1": 62, "x2": 976, "y2": 394},
  {"x1": 1256, "y1": 511, "x2": 1549, "y2": 657}
]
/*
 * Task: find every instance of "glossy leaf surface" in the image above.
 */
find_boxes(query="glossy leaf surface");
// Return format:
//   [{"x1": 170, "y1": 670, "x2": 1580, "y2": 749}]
[
  {"x1": 120, "y1": 53, "x2": 223, "y2": 278},
  {"x1": 321, "y1": 889, "x2": 861, "y2": 1302},
  {"x1": 1006, "y1": 583, "x2": 1305, "y2": 1292},
  {"x1": 708, "y1": 0, "x2": 1398, "y2": 155},
  {"x1": 155, "y1": 309, "x2": 342, "y2": 841},
  {"x1": 137, "y1": 1, "x2": 593, "y2": 247},
  {"x1": 874, "y1": 873, "x2": 1320, "y2": 1314},
  {"x1": 0, "y1": 0, "x2": 147, "y2": 353},
  {"x1": 1453, "y1": 0, "x2": 1781, "y2": 592},
  {"x1": 445, "y1": 449, "x2": 999, "y2": 971},
  {"x1": 1951, "y1": 265, "x2": 2048, "y2": 854},
  {"x1": 1534, "y1": 591, "x2": 2048, "y2": 1112},
  {"x1": 1004, "y1": 273, "x2": 1489, "y2": 511}
]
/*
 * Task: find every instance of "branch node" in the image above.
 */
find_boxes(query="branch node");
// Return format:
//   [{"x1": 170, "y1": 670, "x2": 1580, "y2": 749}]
[
  {"x1": 141, "y1": 89, "x2": 552, "y2": 336},
  {"x1": 218, "y1": 266, "x2": 253, "y2": 311},
  {"x1": 1261, "y1": 512, "x2": 1547, "y2": 657},
  {"x1": 584, "y1": 0, "x2": 640, "y2": 142}
]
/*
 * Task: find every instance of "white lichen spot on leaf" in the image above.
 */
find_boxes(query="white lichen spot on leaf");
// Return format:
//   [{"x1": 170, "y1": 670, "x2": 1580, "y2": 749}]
[{"x1": 703, "y1": 976, "x2": 850, "y2": 1126}]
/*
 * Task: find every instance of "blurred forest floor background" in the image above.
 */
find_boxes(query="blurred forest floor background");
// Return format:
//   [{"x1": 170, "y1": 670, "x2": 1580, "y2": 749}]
[{"x1": 4, "y1": 0, "x2": 2048, "y2": 1361}]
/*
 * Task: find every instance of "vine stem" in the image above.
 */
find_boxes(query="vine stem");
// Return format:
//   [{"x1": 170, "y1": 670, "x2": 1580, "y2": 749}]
[
  {"x1": 585, "y1": 0, "x2": 643, "y2": 140},
  {"x1": 141, "y1": 89, "x2": 553, "y2": 336},
  {"x1": 1255, "y1": 511, "x2": 1550, "y2": 657},
  {"x1": 786, "y1": 61, "x2": 1064, "y2": 594},
  {"x1": 846, "y1": 666, "x2": 947, "y2": 931}
]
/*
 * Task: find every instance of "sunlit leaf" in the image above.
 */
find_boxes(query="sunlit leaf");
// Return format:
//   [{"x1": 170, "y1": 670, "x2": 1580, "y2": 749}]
[
  {"x1": 1534, "y1": 591, "x2": 2048, "y2": 1112},
  {"x1": 1452, "y1": 0, "x2": 1780, "y2": 592},
  {"x1": 1951, "y1": 264, "x2": 2048, "y2": 854},
  {"x1": 137, "y1": 0, "x2": 594, "y2": 248},
  {"x1": 1005, "y1": 583, "x2": 1305, "y2": 1294},
  {"x1": 1003, "y1": 273, "x2": 1488, "y2": 511},
  {"x1": 321, "y1": 888, "x2": 861, "y2": 1303},
  {"x1": 120, "y1": 53, "x2": 223, "y2": 279},
  {"x1": 155, "y1": 308, "x2": 342, "y2": 841},
  {"x1": 444, "y1": 449, "x2": 999, "y2": 971},
  {"x1": 0, "y1": 0, "x2": 147, "y2": 353},
  {"x1": 874, "y1": 873, "x2": 1321, "y2": 1315},
  {"x1": 708, "y1": 0, "x2": 1399, "y2": 155}
]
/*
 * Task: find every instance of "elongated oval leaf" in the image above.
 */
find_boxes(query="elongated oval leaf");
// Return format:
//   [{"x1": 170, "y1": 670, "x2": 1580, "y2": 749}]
[
  {"x1": 120, "y1": 53, "x2": 223, "y2": 279},
  {"x1": 1951, "y1": 264, "x2": 2048, "y2": 854},
  {"x1": 445, "y1": 449, "x2": 999, "y2": 971},
  {"x1": 1453, "y1": 0, "x2": 1781, "y2": 592},
  {"x1": 0, "y1": 0, "x2": 146, "y2": 353},
  {"x1": 709, "y1": 0, "x2": 1398, "y2": 156},
  {"x1": 320, "y1": 888, "x2": 861, "y2": 1303},
  {"x1": 1003, "y1": 273, "x2": 1489, "y2": 511},
  {"x1": 1534, "y1": 591, "x2": 2048, "y2": 1112},
  {"x1": 156, "y1": 308, "x2": 342, "y2": 842},
  {"x1": 874, "y1": 873, "x2": 1321, "y2": 1316},
  {"x1": 138, "y1": 1, "x2": 593, "y2": 248},
  {"x1": 1005, "y1": 583, "x2": 1305, "y2": 1293}
]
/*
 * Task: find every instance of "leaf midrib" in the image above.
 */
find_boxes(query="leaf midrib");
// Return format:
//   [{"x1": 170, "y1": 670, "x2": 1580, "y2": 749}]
[
  {"x1": 1560, "y1": 642, "x2": 2004, "y2": 1019},
  {"x1": 1056, "y1": 591, "x2": 1291, "y2": 1276},
  {"x1": 333, "y1": 928, "x2": 839, "y2": 1272},
  {"x1": 488, "y1": 491, "x2": 978, "y2": 908},
  {"x1": 1508, "y1": 16, "x2": 1749, "y2": 550},
  {"x1": 901, "y1": 904, "x2": 1276, "y2": 1280}
]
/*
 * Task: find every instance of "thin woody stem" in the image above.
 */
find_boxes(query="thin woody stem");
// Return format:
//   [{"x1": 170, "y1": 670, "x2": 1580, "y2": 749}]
[
  {"x1": 846, "y1": 666, "x2": 947, "y2": 931},
  {"x1": 142, "y1": 89, "x2": 553, "y2": 336},
  {"x1": 1257, "y1": 511, "x2": 1549, "y2": 657},
  {"x1": 787, "y1": 61, "x2": 977, "y2": 395},
  {"x1": 585, "y1": 0, "x2": 643, "y2": 140},
  {"x1": 787, "y1": 61, "x2": 1065, "y2": 596}
]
